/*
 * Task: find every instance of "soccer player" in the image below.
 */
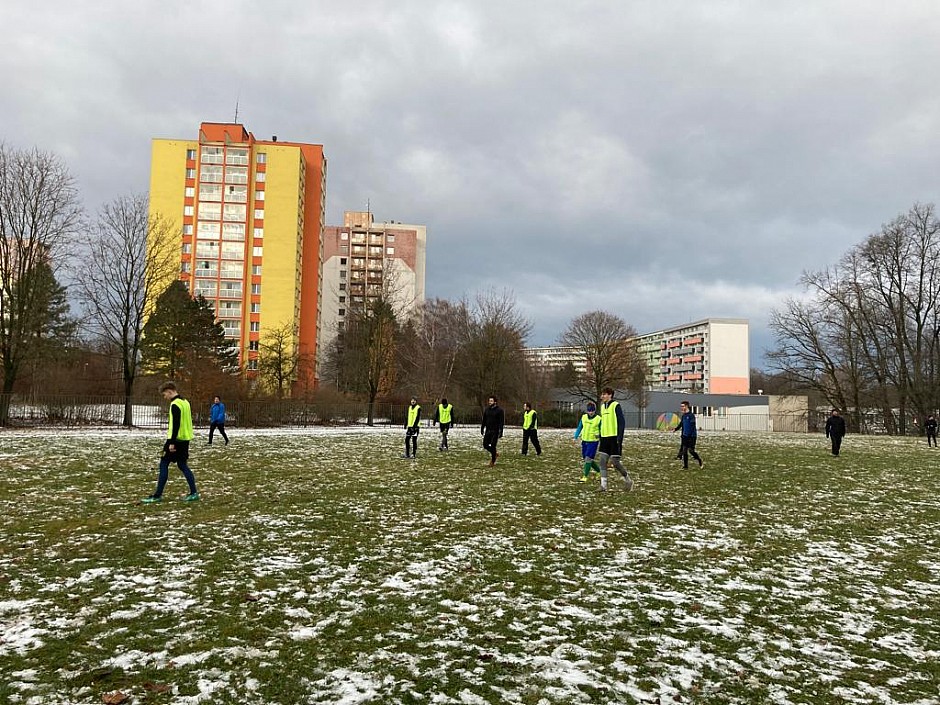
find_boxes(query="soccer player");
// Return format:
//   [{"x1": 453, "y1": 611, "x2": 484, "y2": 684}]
[
  {"x1": 434, "y1": 397, "x2": 454, "y2": 451},
  {"x1": 597, "y1": 387, "x2": 634, "y2": 491},
  {"x1": 825, "y1": 408, "x2": 846, "y2": 456},
  {"x1": 208, "y1": 395, "x2": 229, "y2": 445},
  {"x1": 574, "y1": 401, "x2": 602, "y2": 482},
  {"x1": 673, "y1": 400, "x2": 704, "y2": 469},
  {"x1": 143, "y1": 381, "x2": 199, "y2": 503},
  {"x1": 925, "y1": 415, "x2": 937, "y2": 447},
  {"x1": 481, "y1": 395, "x2": 504, "y2": 466},
  {"x1": 521, "y1": 402, "x2": 542, "y2": 456},
  {"x1": 403, "y1": 397, "x2": 421, "y2": 459}
]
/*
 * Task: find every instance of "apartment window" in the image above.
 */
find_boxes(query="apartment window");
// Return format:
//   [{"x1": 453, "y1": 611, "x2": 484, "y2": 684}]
[
  {"x1": 340, "y1": 245, "x2": 348, "y2": 253},
  {"x1": 248, "y1": 340, "x2": 260, "y2": 351},
  {"x1": 185, "y1": 186, "x2": 195, "y2": 198},
  {"x1": 223, "y1": 204, "x2": 247, "y2": 221},
  {"x1": 340, "y1": 232, "x2": 348, "y2": 240},
  {"x1": 221, "y1": 242, "x2": 244, "y2": 260},
  {"x1": 339, "y1": 296, "x2": 346, "y2": 303},
  {"x1": 246, "y1": 359, "x2": 259, "y2": 371},
  {"x1": 199, "y1": 183, "x2": 222, "y2": 202},
  {"x1": 222, "y1": 222, "x2": 245, "y2": 240},
  {"x1": 252, "y1": 246, "x2": 263, "y2": 257},
  {"x1": 186, "y1": 149, "x2": 196, "y2": 160},
  {"x1": 195, "y1": 242, "x2": 218, "y2": 258},
  {"x1": 387, "y1": 235, "x2": 395, "y2": 243},
  {"x1": 201, "y1": 146, "x2": 223, "y2": 164},
  {"x1": 339, "y1": 283, "x2": 346, "y2": 291},
  {"x1": 251, "y1": 265, "x2": 262, "y2": 275},
  {"x1": 226, "y1": 148, "x2": 249, "y2": 166},
  {"x1": 253, "y1": 209, "x2": 265, "y2": 219},
  {"x1": 220, "y1": 262, "x2": 242, "y2": 279},
  {"x1": 250, "y1": 322, "x2": 260, "y2": 332},
  {"x1": 199, "y1": 203, "x2": 222, "y2": 220},
  {"x1": 339, "y1": 271, "x2": 346, "y2": 279},
  {"x1": 255, "y1": 190, "x2": 264, "y2": 201},
  {"x1": 220, "y1": 281, "x2": 242, "y2": 297},
  {"x1": 183, "y1": 224, "x2": 193, "y2": 235},
  {"x1": 253, "y1": 227, "x2": 264, "y2": 239},
  {"x1": 185, "y1": 168, "x2": 196, "y2": 179},
  {"x1": 251, "y1": 303, "x2": 261, "y2": 313},
  {"x1": 225, "y1": 185, "x2": 248, "y2": 203},
  {"x1": 181, "y1": 262, "x2": 191, "y2": 273},
  {"x1": 338, "y1": 308, "x2": 346, "y2": 317},
  {"x1": 340, "y1": 258, "x2": 347, "y2": 265},
  {"x1": 225, "y1": 166, "x2": 249, "y2": 184},
  {"x1": 183, "y1": 205, "x2": 194, "y2": 216},
  {"x1": 198, "y1": 221, "x2": 221, "y2": 237},
  {"x1": 251, "y1": 284, "x2": 261, "y2": 295},
  {"x1": 255, "y1": 171, "x2": 265, "y2": 183},
  {"x1": 256, "y1": 153, "x2": 266, "y2": 164},
  {"x1": 200, "y1": 164, "x2": 223, "y2": 182},
  {"x1": 387, "y1": 247, "x2": 395, "y2": 255}
]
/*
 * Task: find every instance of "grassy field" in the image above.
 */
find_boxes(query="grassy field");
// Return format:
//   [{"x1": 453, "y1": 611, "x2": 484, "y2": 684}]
[{"x1": 1, "y1": 426, "x2": 938, "y2": 704}]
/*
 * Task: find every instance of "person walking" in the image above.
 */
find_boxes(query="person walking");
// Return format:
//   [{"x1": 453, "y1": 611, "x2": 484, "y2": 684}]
[
  {"x1": 574, "y1": 401, "x2": 602, "y2": 482},
  {"x1": 925, "y1": 415, "x2": 938, "y2": 447},
  {"x1": 481, "y1": 395, "x2": 505, "y2": 466},
  {"x1": 208, "y1": 395, "x2": 229, "y2": 445},
  {"x1": 672, "y1": 400, "x2": 704, "y2": 469},
  {"x1": 521, "y1": 402, "x2": 542, "y2": 456},
  {"x1": 598, "y1": 387, "x2": 634, "y2": 491},
  {"x1": 143, "y1": 382, "x2": 199, "y2": 503},
  {"x1": 403, "y1": 397, "x2": 421, "y2": 459},
  {"x1": 434, "y1": 397, "x2": 454, "y2": 451},
  {"x1": 825, "y1": 408, "x2": 846, "y2": 456}
]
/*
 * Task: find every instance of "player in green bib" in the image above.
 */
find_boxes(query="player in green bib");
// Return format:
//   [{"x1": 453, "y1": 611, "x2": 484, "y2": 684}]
[
  {"x1": 434, "y1": 398, "x2": 453, "y2": 451},
  {"x1": 143, "y1": 381, "x2": 199, "y2": 503}
]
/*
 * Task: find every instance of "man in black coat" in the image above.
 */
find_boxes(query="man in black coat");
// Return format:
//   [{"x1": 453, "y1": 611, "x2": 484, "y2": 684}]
[
  {"x1": 825, "y1": 409, "x2": 847, "y2": 456},
  {"x1": 481, "y1": 395, "x2": 505, "y2": 466}
]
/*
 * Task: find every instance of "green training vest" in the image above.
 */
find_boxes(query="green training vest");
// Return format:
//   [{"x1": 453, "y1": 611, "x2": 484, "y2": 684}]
[
  {"x1": 438, "y1": 404, "x2": 452, "y2": 424},
  {"x1": 523, "y1": 409, "x2": 538, "y2": 430},
  {"x1": 408, "y1": 404, "x2": 421, "y2": 427},
  {"x1": 580, "y1": 413, "x2": 601, "y2": 442},
  {"x1": 600, "y1": 400, "x2": 619, "y2": 438},
  {"x1": 168, "y1": 396, "x2": 194, "y2": 441}
]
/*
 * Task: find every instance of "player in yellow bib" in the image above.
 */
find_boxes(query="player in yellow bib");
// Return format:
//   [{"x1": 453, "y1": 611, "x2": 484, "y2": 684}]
[{"x1": 143, "y1": 381, "x2": 199, "y2": 503}]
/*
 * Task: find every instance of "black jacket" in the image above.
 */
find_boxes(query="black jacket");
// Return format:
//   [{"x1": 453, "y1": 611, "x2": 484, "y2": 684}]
[
  {"x1": 481, "y1": 405, "x2": 504, "y2": 437},
  {"x1": 825, "y1": 415, "x2": 846, "y2": 438}
]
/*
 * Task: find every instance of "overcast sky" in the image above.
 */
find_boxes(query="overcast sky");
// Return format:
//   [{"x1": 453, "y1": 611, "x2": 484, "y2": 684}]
[{"x1": 3, "y1": 1, "x2": 939, "y2": 367}]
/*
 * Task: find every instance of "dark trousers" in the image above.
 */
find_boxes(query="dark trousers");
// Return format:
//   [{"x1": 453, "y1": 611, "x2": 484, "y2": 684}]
[
  {"x1": 405, "y1": 428, "x2": 418, "y2": 457},
  {"x1": 209, "y1": 422, "x2": 228, "y2": 444},
  {"x1": 680, "y1": 435, "x2": 702, "y2": 468},
  {"x1": 155, "y1": 441, "x2": 197, "y2": 498},
  {"x1": 830, "y1": 434, "x2": 843, "y2": 456},
  {"x1": 439, "y1": 422, "x2": 450, "y2": 449},
  {"x1": 483, "y1": 432, "x2": 500, "y2": 463},
  {"x1": 928, "y1": 431, "x2": 937, "y2": 447},
  {"x1": 522, "y1": 428, "x2": 541, "y2": 455}
]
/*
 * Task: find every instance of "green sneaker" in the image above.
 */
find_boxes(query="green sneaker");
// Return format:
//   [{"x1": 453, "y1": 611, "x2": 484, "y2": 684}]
[
  {"x1": 141, "y1": 495, "x2": 162, "y2": 504},
  {"x1": 183, "y1": 492, "x2": 200, "y2": 502}
]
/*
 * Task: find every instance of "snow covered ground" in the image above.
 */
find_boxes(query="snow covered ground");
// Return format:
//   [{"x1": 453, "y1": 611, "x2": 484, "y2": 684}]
[{"x1": 0, "y1": 428, "x2": 938, "y2": 704}]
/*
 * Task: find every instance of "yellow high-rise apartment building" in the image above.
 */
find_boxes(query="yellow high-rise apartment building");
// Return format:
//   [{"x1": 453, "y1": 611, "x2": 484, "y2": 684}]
[{"x1": 148, "y1": 122, "x2": 326, "y2": 384}]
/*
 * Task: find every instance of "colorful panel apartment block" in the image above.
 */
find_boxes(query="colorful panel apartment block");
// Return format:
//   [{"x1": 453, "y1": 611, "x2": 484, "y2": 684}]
[
  {"x1": 320, "y1": 211, "x2": 427, "y2": 354},
  {"x1": 148, "y1": 123, "x2": 326, "y2": 384}
]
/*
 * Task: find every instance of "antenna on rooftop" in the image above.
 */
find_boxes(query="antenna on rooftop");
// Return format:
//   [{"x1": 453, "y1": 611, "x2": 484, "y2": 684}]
[{"x1": 234, "y1": 97, "x2": 240, "y2": 124}]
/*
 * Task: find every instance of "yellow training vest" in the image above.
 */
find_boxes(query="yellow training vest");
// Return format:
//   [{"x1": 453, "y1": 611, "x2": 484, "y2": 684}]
[
  {"x1": 600, "y1": 400, "x2": 620, "y2": 438},
  {"x1": 168, "y1": 396, "x2": 194, "y2": 441},
  {"x1": 407, "y1": 404, "x2": 421, "y2": 427},
  {"x1": 523, "y1": 409, "x2": 537, "y2": 430},
  {"x1": 438, "y1": 404, "x2": 452, "y2": 424},
  {"x1": 580, "y1": 413, "x2": 601, "y2": 442}
]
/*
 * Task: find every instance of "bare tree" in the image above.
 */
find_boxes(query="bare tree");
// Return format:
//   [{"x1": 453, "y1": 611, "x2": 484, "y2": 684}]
[
  {"x1": 0, "y1": 145, "x2": 82, "y2": 422},
  {"x1": 257, "y1": 320, "x2": 298, "y2": 399},
  {"x1": 397, "y1": 298, "x2": 463, "y2": 402},
  {"x1": 453, "y1": 289, "x2": 531, "y2": 410},
  {"x1": 74, "y1": 194, "x2": 178, "y2": 425},
  {"x1": 559, "y1": 310, "x2": 641, "y2": 404}
]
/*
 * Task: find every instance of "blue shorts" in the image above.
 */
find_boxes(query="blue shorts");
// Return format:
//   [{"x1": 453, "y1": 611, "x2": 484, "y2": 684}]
[{"x1": 581, "y1": 441, "x2": 599, "y2": 459}]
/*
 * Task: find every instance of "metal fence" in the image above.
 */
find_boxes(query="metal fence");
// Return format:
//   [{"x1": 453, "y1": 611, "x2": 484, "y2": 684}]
[{"x1": 0, "y1": 394, "x2": 821, "y2": 434}]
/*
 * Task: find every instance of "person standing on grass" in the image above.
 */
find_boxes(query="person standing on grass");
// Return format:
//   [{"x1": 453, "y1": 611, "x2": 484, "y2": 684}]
[
  {"x1": 143, "y1": 382, "x2": 199, "y2": 504},
  {"x1": 403, "y1": 397, "x2": 421, "y2": 459},
  {"x1": 925, "y1": 415, "x2": 938, "y2": 447},
  {"x1": 574, "y1": 401, "x2": 602, "y2": 482},
  {"x1": 672, "y1": 400, "x2": 704, "y2": 469},
  {"x1": 825, "y1": 408, "x2": 846, "y2": 456},
  {"x1": 521, "y1": 402, "x2": 542, "y2": 456},
  {"x1": 208, "y1": 395, "x2": 229, "y2": 445},
  {"x1": 434, "y1": 397, "x2": 454, "y2": 451},
  {"x1": 481, "y1": 395, "x2": 505, "y2": 466},
  {"x1": 597, "y1": 387, "x2": 634, "y2": 492}
]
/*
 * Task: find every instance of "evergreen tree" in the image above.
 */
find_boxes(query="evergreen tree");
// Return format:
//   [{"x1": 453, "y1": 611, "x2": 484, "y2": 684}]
[{"x1": 141, "y1": 281, "x2": 238, "y2": 389}]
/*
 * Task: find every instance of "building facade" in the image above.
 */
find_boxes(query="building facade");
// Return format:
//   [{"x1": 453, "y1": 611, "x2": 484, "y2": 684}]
[
  {"x1": 148, "y1": 123, "x2": 326, "y2": 383},
  {"x1": 319, "y1": 211, "x2": 426, "y2": 355},
  {"x1": 525, "y1": 318, "x2": 750, "y2": 395}
]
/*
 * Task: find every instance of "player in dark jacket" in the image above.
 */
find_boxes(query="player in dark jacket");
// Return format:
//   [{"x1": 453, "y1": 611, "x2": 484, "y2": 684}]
[
  {"x1": 673, "y1": 400, "x2": 704, "y2": 469},
  {"x1": 481, "y1": 396, "x2": 505, "y2": 466},
  {"x1": 825, "y1": 409, "x2": 846, "y2": 456},
  {"x1": 924, "y1": 415, "x2": 938, "y2": 447}
]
